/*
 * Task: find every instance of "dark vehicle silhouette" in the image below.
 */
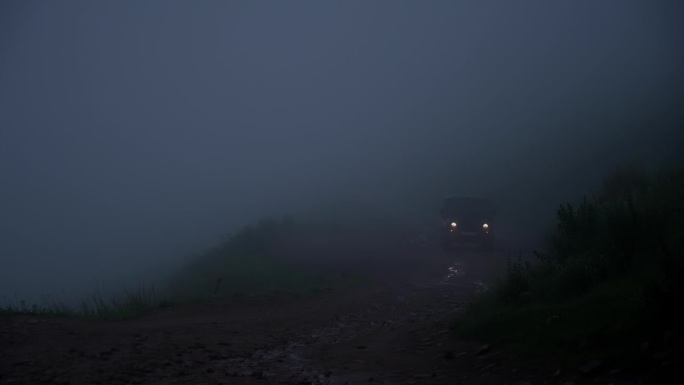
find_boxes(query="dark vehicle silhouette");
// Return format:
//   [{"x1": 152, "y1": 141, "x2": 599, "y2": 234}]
[{"x1": 439, "y1": 196, "x2": 496, "y2": 252}]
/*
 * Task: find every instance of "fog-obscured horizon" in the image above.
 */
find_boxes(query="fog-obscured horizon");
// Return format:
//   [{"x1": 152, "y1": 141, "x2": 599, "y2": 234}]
[{"x1": 2, "y1": 0, "x2": 683, "y2": 301}]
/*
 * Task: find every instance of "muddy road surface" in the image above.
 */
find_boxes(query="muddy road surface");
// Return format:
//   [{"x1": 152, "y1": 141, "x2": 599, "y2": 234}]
[{"x1": 0, "y1": 247, "x2": 650, "y2": 384}]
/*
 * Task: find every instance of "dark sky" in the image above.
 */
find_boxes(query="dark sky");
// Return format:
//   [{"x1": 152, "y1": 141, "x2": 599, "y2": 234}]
[{"x1": 2, "y1": 0, "x2": 683, "y2": 300}]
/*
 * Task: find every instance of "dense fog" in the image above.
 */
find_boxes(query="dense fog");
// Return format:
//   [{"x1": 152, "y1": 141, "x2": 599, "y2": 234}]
[{"x1": 1, "y1": 0, "x2": 683, "y2": 301}]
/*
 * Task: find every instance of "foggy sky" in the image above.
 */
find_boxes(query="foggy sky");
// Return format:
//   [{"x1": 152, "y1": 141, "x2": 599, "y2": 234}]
[{"x1": 1, "y1": 0, "x2": 683, "y2": 300}]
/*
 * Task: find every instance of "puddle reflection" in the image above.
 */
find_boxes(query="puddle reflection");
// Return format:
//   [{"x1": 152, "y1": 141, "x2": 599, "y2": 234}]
[{"x1": 445, "y1": 262, "x2": 465, "y2": 281}]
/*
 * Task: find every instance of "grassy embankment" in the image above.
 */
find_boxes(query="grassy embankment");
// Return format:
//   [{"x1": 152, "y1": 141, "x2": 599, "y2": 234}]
[
  {"x1": 453, "y1": 164, "x2": 684, "y2": 372},
  {"x1": 1, "y1": 217, "x2": 367, "y2": 320}
]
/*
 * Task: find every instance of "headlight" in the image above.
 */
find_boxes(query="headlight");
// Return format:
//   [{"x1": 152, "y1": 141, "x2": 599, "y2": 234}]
[
  {"x1": 482, "y1": 223, "x2": 489, "y2": 229},
  {"x1": 450, "y1": 222, "x2": 457, "y2": 228}
]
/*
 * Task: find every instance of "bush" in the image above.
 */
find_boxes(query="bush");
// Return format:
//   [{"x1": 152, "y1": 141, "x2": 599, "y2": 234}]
[
  {"x1": 454, "y1": 163, "x2": 684, "y2": 367},
  {"x1": 541, "y1": 165, "x2": 683, "y2": 302}
]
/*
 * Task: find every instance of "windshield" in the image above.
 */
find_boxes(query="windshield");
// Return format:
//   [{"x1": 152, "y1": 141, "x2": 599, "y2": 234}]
[{"x1": 442, "y1": 197, "x2": 494, "y2": 217}]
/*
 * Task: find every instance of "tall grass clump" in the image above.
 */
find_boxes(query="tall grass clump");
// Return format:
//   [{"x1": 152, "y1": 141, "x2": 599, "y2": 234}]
[
  {"x1": 1, "y1": 284, "x2": 173, "y2": 321},
  {"x1": 78, "y1": 284, "x2": 173, "y2": 320}
]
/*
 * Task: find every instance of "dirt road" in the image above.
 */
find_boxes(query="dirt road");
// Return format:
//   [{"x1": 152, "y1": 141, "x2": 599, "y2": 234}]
[{"x1": 0, "y1": 248, "x2": 655, "y2": 384}]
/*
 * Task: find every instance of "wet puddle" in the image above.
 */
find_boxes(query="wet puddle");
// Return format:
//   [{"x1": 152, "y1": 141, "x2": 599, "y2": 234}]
[{"x1": 444, "y1": 262, "x2": 465, "y2": 281}]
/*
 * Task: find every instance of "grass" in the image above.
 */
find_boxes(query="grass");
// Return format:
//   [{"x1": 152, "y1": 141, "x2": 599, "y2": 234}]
[
  {"x1": 1, "y1": 284, "x2": 174, "y2": 321},
  {"x1": 452, "y1": 163, "x2": 684, "y2": 372},
  {"x1": 0, "y1": 295, "x2": 74, "y2": 317}
]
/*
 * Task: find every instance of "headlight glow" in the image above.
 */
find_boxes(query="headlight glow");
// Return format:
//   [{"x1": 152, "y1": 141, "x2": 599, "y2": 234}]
[
  {"x1": 450, "y1": 222, "x2": 457, "y2": 228},
  {"x1": 482, "y1": 223, "x2": 489, "y2": 229}
]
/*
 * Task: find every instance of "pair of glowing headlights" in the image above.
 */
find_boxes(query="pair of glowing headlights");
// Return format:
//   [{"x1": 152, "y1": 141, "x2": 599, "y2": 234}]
[{"x1": 450, "y1": 222, "x2": 489, "y2": 229}]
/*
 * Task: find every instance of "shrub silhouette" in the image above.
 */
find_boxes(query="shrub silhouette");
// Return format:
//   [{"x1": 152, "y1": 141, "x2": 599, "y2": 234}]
[{"x1": 456, "y1": 162, "x2": 684, "y2": 367}]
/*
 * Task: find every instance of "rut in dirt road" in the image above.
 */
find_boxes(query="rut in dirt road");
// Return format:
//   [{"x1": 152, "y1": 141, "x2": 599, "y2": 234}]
[{"x1": 215, "y1": 277, "x2": 482, "y2": 384}]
